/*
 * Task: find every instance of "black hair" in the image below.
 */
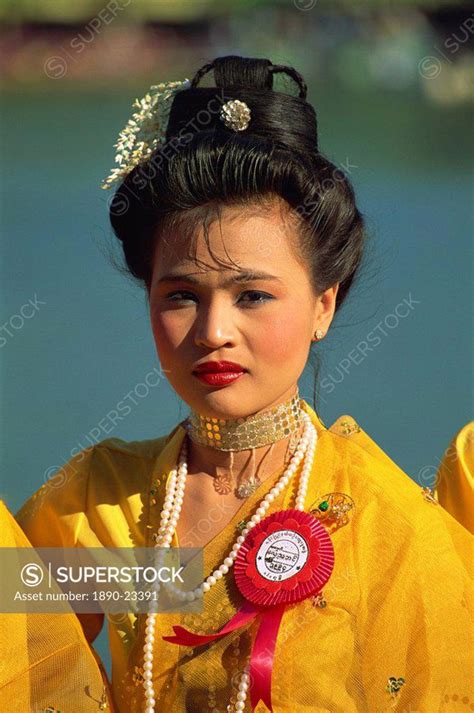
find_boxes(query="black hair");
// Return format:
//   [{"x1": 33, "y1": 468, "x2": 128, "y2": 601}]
[{"x1": 107, "y1": 55, "x2": 367, "y2": 409}]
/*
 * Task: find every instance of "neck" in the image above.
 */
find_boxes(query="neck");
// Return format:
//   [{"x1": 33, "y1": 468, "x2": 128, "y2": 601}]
[
  {"x1": 186, "y1": 428, "x2": 302, "y2": 484},
  {"x1": 184, "y1": 387, "x2": 303, "y2": 485}
]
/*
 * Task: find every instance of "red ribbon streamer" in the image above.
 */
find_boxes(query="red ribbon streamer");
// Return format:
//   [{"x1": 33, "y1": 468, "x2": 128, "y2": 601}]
[
  {"x1": 162, "y1": 598, "x2": 286, "y2": 711},
  {"x1": 249, "y1": 602, "x2": 286, "y2": 710}
]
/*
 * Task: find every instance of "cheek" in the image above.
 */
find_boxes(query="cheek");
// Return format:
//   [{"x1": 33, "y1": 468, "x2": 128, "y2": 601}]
[
  {"x1": 150, "y1": 309, "x2": 186, "y2": 355},
  {"x1": 254, "y1": 309, "x2": 308, "y2": 364}
]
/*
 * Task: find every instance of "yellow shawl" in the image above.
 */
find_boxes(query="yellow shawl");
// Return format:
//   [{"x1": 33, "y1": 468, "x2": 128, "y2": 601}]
[
  {"x1": 435, "y1": 421, "x2": 474, "y2": 534},
  {"x1": 14, "y1": 401, "x2": 473, "y2": 712},
  {"x1": 0, "y1": 500, "x2": 114, "y2": 712}
]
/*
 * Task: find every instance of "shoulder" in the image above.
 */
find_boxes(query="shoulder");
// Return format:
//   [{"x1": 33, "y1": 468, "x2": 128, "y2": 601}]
[
  {"x1": 85, "y1": 433, "x2": 176, "y2": 501},
  {"x1": 14, "y1": 427, "x2": 179, "y2": 545},
  {"x1": 319, "y1": 413, "x2": 472, "y2": 551},
  {"x1": 329, "y1": 414, "x2": 472, "y2": 582},
  {"x1": 92, "y1": 434, "x2": 170, "y2": 460},
  {"x1": 81, "y1": 425, "x2": 182, "y2": 475},
  {"x1": 91, "y1": 419, "x2": 184, "y2": 464},
  {"x1": 318, "y1": 413, "x2": 421, "y2": 518}
]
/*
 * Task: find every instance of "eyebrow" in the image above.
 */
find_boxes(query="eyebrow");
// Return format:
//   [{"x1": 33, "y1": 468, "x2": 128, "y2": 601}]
[{"x1": 156, "y1": 270, "x2": 282, "y2": 286}]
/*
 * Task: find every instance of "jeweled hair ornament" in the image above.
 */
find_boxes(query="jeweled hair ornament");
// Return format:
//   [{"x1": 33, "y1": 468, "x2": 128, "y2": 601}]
[
  {"x1": 100, "y1": 78, "x2": 191, "y2": 190},
  {"x1": 219, "y1": 98, "x2": 251, "y2": 131}
]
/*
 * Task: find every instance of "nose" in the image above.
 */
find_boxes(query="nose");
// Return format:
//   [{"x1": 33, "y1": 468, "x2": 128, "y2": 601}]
[{"x1": 194, "y1": 298, "x2": 235, "y2": 349}]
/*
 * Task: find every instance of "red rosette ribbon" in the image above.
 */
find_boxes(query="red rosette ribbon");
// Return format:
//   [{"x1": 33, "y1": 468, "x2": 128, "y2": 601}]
[{"x1": 162, "y1": 509, "x2": 334, "y2": 711}]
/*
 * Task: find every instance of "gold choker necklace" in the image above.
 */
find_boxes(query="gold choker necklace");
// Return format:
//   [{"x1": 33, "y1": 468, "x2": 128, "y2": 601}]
[{"x1": 184, "y1": 388, "x2": 302, "y2": 452}]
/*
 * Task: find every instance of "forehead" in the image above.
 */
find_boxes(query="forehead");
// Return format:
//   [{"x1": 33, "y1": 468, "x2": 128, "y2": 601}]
[{"x1": 154, "y1": 199, "x2": 303, "y2": 278}]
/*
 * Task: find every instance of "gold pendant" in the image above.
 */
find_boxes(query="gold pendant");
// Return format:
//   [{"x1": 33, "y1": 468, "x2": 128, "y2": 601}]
[
  {"x1": 235, "y1": 474, "x2": 261, "y2": 498},
  {"x1": 212, "y1": 471, "x2": 233, "y2": 495}
]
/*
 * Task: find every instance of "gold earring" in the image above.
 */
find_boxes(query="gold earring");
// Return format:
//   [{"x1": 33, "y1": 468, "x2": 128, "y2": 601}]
[{"x1": 313, "y1": 329, "x2": 325, "y2": 341}]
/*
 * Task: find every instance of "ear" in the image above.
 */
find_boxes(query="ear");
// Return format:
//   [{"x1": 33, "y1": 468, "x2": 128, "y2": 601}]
[{"x1": 313, "y1": 283, "x2": 339, "y2": 335}]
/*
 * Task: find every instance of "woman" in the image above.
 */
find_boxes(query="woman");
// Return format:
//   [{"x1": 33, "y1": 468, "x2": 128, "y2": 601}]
[{"x1": 15, "y1": 55, "x2": 472, "y2": 712}]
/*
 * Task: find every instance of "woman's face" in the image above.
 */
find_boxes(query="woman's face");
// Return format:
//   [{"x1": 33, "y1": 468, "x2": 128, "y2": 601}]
[{"x1": 148, "y1": 199, "x2": 338, "y2": 418}]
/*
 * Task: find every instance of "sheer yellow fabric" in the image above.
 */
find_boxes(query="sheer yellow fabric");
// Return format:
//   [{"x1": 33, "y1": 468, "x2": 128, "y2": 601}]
[
  {"x1": 0, "y1": 500, "x2": 114, "y2": 713},
  {"x1": 15, "y1": 401, "x2": 474, "y2": 712},
  {"x1": 434, "y1": 421, "x2": 474, "y2": 534}
]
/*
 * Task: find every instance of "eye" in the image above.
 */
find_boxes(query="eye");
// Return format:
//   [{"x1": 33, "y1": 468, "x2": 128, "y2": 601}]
[
  {"x1": 164, "y1": 290, "x2": 274, "y2": 306},
  {"x1": 165, "y1": 290, "x2": 196, "y2": 303},
  {"x1": 238, "y1": 290, "x2": 274, "y2": 306}
]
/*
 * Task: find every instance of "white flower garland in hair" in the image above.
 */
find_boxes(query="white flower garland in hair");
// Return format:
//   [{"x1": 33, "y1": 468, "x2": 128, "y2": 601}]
[{"x1": 100, "y1": 78, "x2": 191, "y2": 190}]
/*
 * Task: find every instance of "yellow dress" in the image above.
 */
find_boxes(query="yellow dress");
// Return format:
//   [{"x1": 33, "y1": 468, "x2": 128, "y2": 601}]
[
  {"x1": 434, "y1": 421, "x2": 474, "y2": 535},
  {"x1": 15, "y1": 401, "x2": 473, "y2": 712},
  {"x1": 0, "y1": 500, "x2": 114, "y2": 713}
]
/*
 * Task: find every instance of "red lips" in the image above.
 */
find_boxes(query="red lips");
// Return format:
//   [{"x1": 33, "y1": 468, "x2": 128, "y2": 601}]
[{"x1": 193, "y1": 361, "x2": 246, "y2": 374}]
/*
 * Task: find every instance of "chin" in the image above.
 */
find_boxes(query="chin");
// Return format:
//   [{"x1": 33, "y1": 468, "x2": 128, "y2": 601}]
[{"x1": 187, "y1": 386, "x2": 258, "y2": 419}]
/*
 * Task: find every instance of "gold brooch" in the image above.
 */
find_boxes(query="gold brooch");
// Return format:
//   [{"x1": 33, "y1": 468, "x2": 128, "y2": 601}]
[
  {"x1": 98, "y1": 686, "x2": 108, "y2": 711},
  {"x1": 309, "y1": 492, "x2": 355, "y2": 533},
  {"x1": 338, "y1": 419, "x2": 361, "y2": 435},
  {"x1": 311, "y1": 591, "x2": 327, "y2": 608},
  {"x1": 421, "y1": 486, "x2": 438, "y2": 504},
  {"x1": 219, "y1": 99, "x2": 251, "y2": 132},
  {"x1": 385, "y1": 675, "x2": 405, "y2": 697},
  {"x1": 149, "y1": 477, "x2": 162, "y2": 506},
  {"x1": 132, "y1": 664, "x2": 145, "y2": 687}
]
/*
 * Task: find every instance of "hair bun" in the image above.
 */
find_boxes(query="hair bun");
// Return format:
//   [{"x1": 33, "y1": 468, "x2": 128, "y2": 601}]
[
  {"x1": 166, "y1": 54, "x2": 316, "y2": 154},
  {"x1": 212, "y1": 56, "x2": 273, "y2": 91},
  {"x1": 190, "y1": 55, "x2": 307, "y2": 99}
]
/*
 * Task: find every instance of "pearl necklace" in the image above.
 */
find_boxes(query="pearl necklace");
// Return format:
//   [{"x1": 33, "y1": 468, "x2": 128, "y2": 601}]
[{"x1": 142, "y1": 408, "x2": 318, "y2": 712}]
